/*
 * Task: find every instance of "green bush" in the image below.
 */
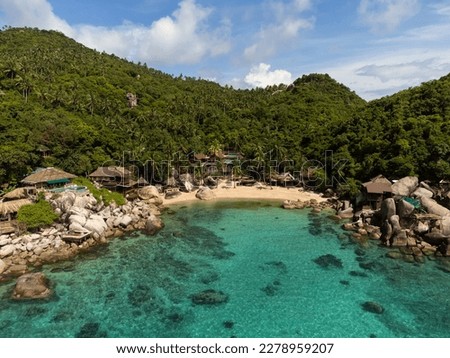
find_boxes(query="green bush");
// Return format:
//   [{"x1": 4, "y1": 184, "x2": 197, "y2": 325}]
[
  {"x1": 17, "y1": 199, "x2": 58, "y2": 230},
  {"x1": 72, "y1": 177, "x2": 126, "y2": 206}
]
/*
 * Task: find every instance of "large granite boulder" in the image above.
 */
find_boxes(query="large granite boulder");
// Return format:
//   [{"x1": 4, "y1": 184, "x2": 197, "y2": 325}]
[
  {"x1": 73, "y1": 194, "x2": 97, "y2": 209},
  {"x1": 69, "y1": 214, "x2": 87, "y2": 227},
  {"x1": 338, "y1": 207, "x2": 354, "y2": 219},
  {"x1": 413, "y1": 187, "x2": 433, "y2": 199},
  {"x1": 391, "y1": 230, "x2": 408, "y2": 247},
  {"x1": 84, "y1": 215, "x2": 107, "y2": 235},
  {"x1": 389, "y1": 215, "x2": 402, "y2": 234},
  {"x1": 283, "y1": 200, "x2": 306, "y2": 210},
  {"x1": 420, "y1": 197, "x2": 450, "y2": 217},
  {"x1": 39, "y1": 248, "x2": 74, "y2": 263},
  {"x1": 69, "y1": 222, "x2": 87, "y2": 233},
  {"x1": 12, "y1": 272, "x2": 52, "y2": 300},
  {"x1": 138, "y1": 186, "x2": 160, "y2": 200},
  {"x1": 441, "y1": 217, "x2": 450, "y2": 236},
  {"x1": 420, "y1": 181, "x2": 434, "y2": 192},
  {"x1": 0, "y1": 237, "x2": 11, "y2": 246},
  {"x1": 68, "y1": 206, "x2": 91, "y2": 219},
  {"x1": 392, "y1": 176, "x2": 419, "y2": 196},
  {"x1": 396, "y1": 199, "x2": 415, "y2": 218},
  {"x1": 381, "y1": 198, "x2": 396, "y2": 221},
  {"x1": 0, "y1": 244, "x2": 15, "y2": 258},
  {"x1": 164, "y1": 189, "x2": 182, "y2": 199},
  {"x1": 51, "y1": 192, "x2": 77, "y2": 213},
  {"x1": 196, "y1": 187, "x2": 215, "y2": 201},
  {"x1": 144, "y1": 214, "x2": 164, "y2": 235},
  {"x1": 180, "y1": 174, "x2": 194, "y2": 192},
  {"x1": 381, "y1": 220, "x2": 393, "y2": 243},
  {"x1": 119, "y1": 215, "x2": 133, "y2": 228}
]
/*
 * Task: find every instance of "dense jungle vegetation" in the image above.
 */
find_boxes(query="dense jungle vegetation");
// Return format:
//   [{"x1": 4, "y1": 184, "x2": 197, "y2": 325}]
[{"x1": 1, "y1": 28, "x2": 449, "y2": 192}]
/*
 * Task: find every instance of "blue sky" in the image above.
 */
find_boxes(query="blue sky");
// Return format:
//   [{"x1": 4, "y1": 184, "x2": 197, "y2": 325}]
[{"x1": 1, "y1": 0, "x2": 450, "y2": 100}]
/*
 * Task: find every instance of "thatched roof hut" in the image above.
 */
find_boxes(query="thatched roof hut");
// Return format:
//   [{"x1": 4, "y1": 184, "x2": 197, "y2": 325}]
[
  {"x1": 89, "y1": 166, "x2": 131, "y2": 179},
  {"x1": 2, "y1": 187, "x2": 36, "y2": 201},
  {"x1": 0, "y1": 199, "x2": 33, "y2": 217},
  {"x1": 21, "y1": 167, "x2": 76, "y2": 187},
  {"x1": 89, "y1": 166, "x2": 135, "y2": 188}
]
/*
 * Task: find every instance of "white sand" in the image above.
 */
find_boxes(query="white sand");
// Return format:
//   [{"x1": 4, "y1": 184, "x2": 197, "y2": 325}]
[{"x1": 162, "y1": 181, "x2": 326, "y2": 206}]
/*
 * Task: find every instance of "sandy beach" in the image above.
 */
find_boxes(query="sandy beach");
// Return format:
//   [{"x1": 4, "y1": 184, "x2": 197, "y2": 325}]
[{"x1": 162, "y1": 181, "x2": 326, "y2": 206}]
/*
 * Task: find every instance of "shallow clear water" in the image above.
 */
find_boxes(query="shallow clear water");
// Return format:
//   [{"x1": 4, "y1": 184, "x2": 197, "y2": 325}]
[{"x1": 0, "y1": 200, "x2": 449, "y2": 338}]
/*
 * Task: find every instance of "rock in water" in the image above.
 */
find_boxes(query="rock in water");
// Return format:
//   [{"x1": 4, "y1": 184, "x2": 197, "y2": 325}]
[
  {"x1": 191, "y1": 289, "x2": 228, "y2": 305},
  {"x1": 361, "y1": 301, "x2": 384, "y2": 314},
  {"x1": 12, "y1": 272, "x2": 52, "y2": 300},
  {"x1": 75, "y1": 322, "x2": 108, "y2": 338},
  {"x1": 223, "y1": 321, "x2": 234, "y2": 329},
  {"x1": 144, "y1": 214, "x2": 164, "y2": 235},
  {"x1": 313, "y1": 254, "x2": 343, "y2": 269}
]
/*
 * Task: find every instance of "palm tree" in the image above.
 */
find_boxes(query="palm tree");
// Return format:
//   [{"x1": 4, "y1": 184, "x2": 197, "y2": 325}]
[{"x1": 15, "y1": 74, "x2": 33, "y2": 103}]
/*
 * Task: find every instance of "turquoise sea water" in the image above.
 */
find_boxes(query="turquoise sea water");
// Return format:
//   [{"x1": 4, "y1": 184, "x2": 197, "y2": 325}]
[{"x1": 0, "y1": 200, "x2": 449, "y2": 338}]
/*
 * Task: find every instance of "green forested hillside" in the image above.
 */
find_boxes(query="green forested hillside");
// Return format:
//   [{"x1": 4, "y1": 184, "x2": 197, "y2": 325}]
[{"x1": 0, "y1": 27, "x2": 449, "y2": 188}]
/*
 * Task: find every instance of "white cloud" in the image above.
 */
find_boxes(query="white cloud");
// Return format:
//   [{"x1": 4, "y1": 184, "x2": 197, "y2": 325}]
[
  {"x1": 358, "y1": 0, "x2": 420, "y2": 34},
  {"x1": 0, "y1": 0, "x2": 73, "y2": 35},
  {"x1": 322, "y1": 49, "x2": 450, "y2": 100},
  {"x1": 374, "y1": 22, "x2": 450, "y2": 43},
  {"x1": 356, "y1": 59, "x2": 448, "y2": 82},
  {"x1": 293, "y1": 0, "x2": 313, "y2": 11},
  {"x1": 244, "y1": 63, "x2": 293, "y2": 88},
  {"x1": 430, "y1": 2, "x2": 450, "y2": 16},
  {"x1": 243, "y1": 0, "x2": 314, "y2": 62},
  {"x1": 0, "y1": 0, "x2": 231, "y2": 66}
]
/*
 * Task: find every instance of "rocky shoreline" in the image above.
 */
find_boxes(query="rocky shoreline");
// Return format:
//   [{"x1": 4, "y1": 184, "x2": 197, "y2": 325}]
[
  {"x1": 0, "y1": 186, "x2": 164, "y2": 281},
  {"x1": 281, "y1": 176, "x2": 450, "y2": 263},
  {"x1": 337, "y1": 176, "x2": 450, "y2": 262},
  {"x1": 1, "y1": 179, "x2": 449, "y2": 299}
]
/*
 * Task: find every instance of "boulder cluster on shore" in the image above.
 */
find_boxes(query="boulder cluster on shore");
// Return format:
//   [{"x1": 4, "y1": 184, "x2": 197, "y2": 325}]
[
  {"x1": 337, "y1": 176, "x2": 450, "y2": 261},
  {"x1": 0, "y1": 186, "x2": 165, "y2": 285}
]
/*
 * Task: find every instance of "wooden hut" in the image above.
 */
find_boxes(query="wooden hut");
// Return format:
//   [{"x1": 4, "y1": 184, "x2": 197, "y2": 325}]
[
  {"x1": 0, "y1": 199, "x2": 33, "y2": 232},
  {"x1": 21, "y1": 167, "x2": 76, "y2": 188},
  {"x1": 2, "y1": 187, "x2": 36, "y2": 201},
  {"x1": 89, "y1": 166, "x2": 133, "y2": 189},
  {"x1": 362, "y1": 175, "x2": 393, "y2": 209}
]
